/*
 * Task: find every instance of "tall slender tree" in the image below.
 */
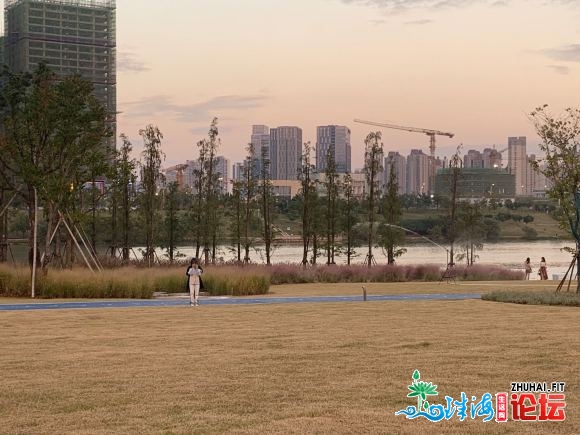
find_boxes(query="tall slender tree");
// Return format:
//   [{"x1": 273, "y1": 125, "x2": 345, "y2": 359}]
[
  {"x1": 342, "y1": 172, "x2": 356, "y2": 265},
  {"x1": 139, "y1": 125, "x2": 165, "y2": 267},
  {"x1": 259, "y1": 145, "x2": 275, "y2": 265},
  {"x1": 163, "y1": 181, "x2": 180, "y2": 263},
  {"x1": 110, "y1": 134, "x2": 137, "y2": 261},
  {"x1": 192, "y1": 138, "x2": 207, "y2": 259},
  {"x1": 298, "y1": 141, "x2": 316, "y2": 266},
  {"x1": 363, "y1": 132, "x2": 383, "y2": 267},
  {"x1": 201, "y1": 118, "x2": 220, "y2": 264},
  {"x1": 447, "y1": 146, "x2": 463, "y2": 267},
  {"x1": 230, "y1": 179, "x2": 243, "y2": 262},
  {"x1": 241, "y1": 142, "x2": 258, "y2": 263},
  {"x1": 323, "y1": 147, "x2": 340, "y2": 264},
  {"x1": 379, "y1": 161, "x2": 405, "y2": 264}
]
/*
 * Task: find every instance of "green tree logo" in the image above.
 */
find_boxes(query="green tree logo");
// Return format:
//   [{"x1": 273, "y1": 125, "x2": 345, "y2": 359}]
[{"x1": 407, "y1": 370, "x2": 439, "y2": 411}]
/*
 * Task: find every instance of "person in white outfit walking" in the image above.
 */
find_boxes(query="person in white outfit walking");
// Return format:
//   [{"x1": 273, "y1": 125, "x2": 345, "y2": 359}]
[{"x1": 186, "y1": 258, "x2": 203, "y2": 306}]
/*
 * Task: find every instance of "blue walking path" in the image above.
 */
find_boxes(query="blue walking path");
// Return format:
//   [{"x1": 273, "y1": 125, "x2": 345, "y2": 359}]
[{"x1": 0, "y1": 293, "x2": 481, "y2": 311}]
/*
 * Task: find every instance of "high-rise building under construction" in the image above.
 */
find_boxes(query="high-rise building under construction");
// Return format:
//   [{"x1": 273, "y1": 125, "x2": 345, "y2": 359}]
[{"x1": 3, "y1": 0, "x2": 116, "y2": 148}]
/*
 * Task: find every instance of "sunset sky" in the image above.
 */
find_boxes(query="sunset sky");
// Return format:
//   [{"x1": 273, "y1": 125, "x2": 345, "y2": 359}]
[{"x1": 20, "y1": 0, "x2": 580, "y2": 169}]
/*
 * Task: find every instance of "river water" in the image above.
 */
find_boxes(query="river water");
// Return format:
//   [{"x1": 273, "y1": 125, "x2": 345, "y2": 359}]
[{"x1": 169, "y1": 240, "x2": 577, "y2": 280}]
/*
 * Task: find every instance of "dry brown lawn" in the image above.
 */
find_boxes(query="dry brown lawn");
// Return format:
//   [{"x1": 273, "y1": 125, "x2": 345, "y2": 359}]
[
  {"x1": 266, "y1": 280, "x2": 560, "y2": 297},
  {"x1": 0, "y1": 287, "x2": 578, "y2": 434}
]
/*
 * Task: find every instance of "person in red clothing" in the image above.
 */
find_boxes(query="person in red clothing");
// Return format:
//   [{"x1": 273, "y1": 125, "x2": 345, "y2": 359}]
[{"x1": 539, "y1": 257, "x2": 548, "y2": 280}]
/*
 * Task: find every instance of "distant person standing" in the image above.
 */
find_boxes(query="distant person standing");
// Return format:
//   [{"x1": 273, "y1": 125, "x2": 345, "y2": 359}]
[
  {"x1": 539, "y1": 257, "x2": 548, "y2": 280},
  {"x1": 186, "y1": 258, "x2": 203, "y2": 306},
  {"x1": 524, "y1": 257, "x2": 532, "y2": 280}
]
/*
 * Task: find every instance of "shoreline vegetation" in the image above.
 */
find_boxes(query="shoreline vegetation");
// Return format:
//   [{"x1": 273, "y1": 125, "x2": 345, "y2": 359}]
[{"x1": 0, "y1": 263, "x2": 523, "y2": 300}]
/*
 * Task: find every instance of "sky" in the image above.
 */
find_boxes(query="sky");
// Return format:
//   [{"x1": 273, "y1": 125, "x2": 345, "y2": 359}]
[{"x1": 11, "y1": 0, "x2": 580, "y2": 170}]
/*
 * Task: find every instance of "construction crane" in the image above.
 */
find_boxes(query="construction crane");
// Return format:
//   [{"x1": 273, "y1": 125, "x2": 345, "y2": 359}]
[
  {"x1": 354, "y1": 118, "x2": 454, "y2": 194},
  {"x1": 353, "y1": 118, "x2": 454, "y2": 160}
]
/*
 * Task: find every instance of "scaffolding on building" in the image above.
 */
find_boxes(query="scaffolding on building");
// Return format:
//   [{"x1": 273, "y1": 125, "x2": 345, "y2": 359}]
[{"x1": 5, "y1": 0, "x2": 115, "y2": 9}]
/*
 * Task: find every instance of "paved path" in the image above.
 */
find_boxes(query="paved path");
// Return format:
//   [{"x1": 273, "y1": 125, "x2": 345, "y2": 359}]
[{"x1": 0, "y1": 293, "x2": 481, "y2": 311}]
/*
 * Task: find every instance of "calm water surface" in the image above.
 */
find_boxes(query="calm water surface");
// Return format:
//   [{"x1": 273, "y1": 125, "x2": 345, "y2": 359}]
[{"x1": 171, "y1": 240, "x2": 576, "y2": 280}]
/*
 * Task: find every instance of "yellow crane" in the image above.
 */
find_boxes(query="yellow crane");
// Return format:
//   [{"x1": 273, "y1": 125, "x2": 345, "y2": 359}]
[
  {"x1": 353, "y1": 118, "x2": 454, "y2": 160},
  {"x1": 354, "y1": 118, "x2": 455, "y2": 194}
]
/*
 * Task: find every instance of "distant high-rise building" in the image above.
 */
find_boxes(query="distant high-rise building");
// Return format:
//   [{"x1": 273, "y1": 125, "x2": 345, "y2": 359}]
[
  {"x1": 464, "y1": 150, "x2": 484, "y2": 169},
  {"x1": 508, "y1": 136, "x2": 527, "y2": 196},
  {"x1": 526, "y1": 154, "x2": 550, "y2": 197},
  {"x1": 435, "y1": 168, "x2": 515, "y2": 198},
  {"x1": 183, "y1": 159, "x2": 199, "y2": 190},
  {"x1": 316, "y1": 125, "x2": 351, "y2": 174},
  {"x1": 483, "y1": 147, "x2": 503, "y2": 169},
  {"x1": 251, "y1": 125, "x2": 270, "y2": 175},
  {"x1": 182, "y1": 156, "x2": 229, "y2": 193},
  {"x1": 270, "y1": 126, "x2": 302, "y2": 180},
  {"x1": 214, "y1": 156, "x2": 230, "y2": 193},
  {"x1": 407, "y1": 149, "x2": 430, "y2": 195},
  {"x1": 4, "y1": 0, "x2": 117, "y2": 150},
  {"x1": 384, "y1": 151, "x2": 406, "y2": 195},
  {"x1": 232, "y1": 162, "x2": 244, "y2": 182}
]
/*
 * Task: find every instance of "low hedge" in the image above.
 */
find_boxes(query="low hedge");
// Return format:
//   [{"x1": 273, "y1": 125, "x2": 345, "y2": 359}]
[
  {"x1": 482, "y1": 291, "x2": 580, "y2": 307},
  {"x1": 268, "y1": 263, "x2": 520, "y2": 284}
]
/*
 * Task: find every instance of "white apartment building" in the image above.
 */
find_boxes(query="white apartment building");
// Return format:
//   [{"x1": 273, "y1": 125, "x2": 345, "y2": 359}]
[
  {"x1": 407, "y1": 149, "x2": 430, "y2": 195},
  {"x1": 508, "y1": 136, "x2": 527, "y2": 196},
  {"x1": 384, "y1": 151, "x2": 406, "y2": 195}
]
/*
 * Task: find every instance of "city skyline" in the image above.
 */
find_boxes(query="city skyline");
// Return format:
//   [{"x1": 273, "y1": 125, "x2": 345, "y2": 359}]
[{"x1": 3, "y1": 0, "x2": 577, "y2": 169}]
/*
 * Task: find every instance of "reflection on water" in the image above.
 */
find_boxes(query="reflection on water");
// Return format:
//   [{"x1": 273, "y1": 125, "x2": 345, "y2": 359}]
[{"x1": 169, "y1": 240, "x2": 577, "y2": 279}]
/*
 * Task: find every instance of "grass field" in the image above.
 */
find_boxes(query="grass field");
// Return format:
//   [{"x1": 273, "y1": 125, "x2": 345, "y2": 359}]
[{"x1": 1, "y1": 282, "x2": 578, "y2": 434}]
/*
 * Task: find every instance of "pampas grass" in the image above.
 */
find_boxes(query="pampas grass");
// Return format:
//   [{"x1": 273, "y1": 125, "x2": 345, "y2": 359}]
[
  {"x1": 269, "y1": 263, "x2": 443, "y2": 284},
  {"x1": 0, "y1": 262, "x2": 523, "y2": 300},
  {"x1": 454, "y1": 264, "x2": 523, "y2": 281},
  {"x1": 0, "y1": 264, "x2": 271, "y2": 299}
]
